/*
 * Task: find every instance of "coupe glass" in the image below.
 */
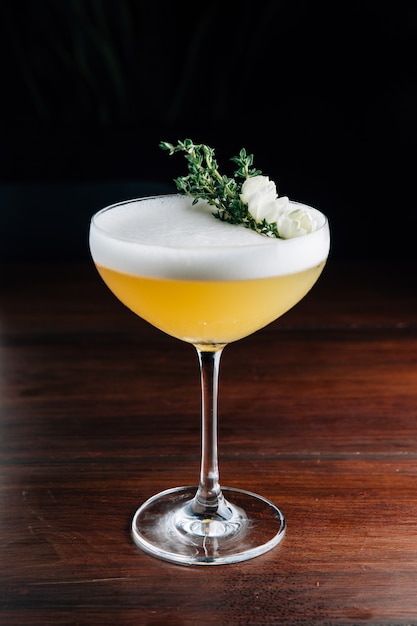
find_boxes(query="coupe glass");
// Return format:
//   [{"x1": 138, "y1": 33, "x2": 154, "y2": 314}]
[{"x1": 89, "y1": 193, "x2": 330, "y2": 565}]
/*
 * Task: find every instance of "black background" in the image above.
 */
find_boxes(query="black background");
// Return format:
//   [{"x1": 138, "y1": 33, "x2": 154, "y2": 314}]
[{"x1": 1, "y1": 0, "x2": 416, "y2": 262}]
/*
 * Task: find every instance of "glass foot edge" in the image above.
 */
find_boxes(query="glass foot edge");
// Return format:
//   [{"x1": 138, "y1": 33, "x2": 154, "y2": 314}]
[{"x1": 131, "y1": 485, "x2": 286, "y2": 566}]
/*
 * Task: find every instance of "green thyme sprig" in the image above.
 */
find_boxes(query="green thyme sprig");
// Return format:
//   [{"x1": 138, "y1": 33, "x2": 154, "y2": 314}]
[{"x1": 160, "y1": 139, "x2": 280, "y2": 237}]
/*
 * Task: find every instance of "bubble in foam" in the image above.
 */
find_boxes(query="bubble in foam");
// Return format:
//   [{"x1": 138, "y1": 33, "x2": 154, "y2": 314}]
[{"x1": 89, "y1": 194, "x2": 330, "y2": 280}]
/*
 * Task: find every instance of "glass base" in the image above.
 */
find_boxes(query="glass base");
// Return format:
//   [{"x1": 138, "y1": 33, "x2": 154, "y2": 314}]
[{"x1": 131, "y1": 486, "x2": 286, "y2": 565}]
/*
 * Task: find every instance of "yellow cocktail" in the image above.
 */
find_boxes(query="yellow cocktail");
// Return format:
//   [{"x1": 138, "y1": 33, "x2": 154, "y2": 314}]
[
  {"x1": 89, "y1": 192, "x2": 330, "y2": 565},
  {"x1": 95, "y1": 263, "x2": 325, "y2": 345},
  {"x1": 90, "y1": 194, "x2": 329, "y2": 344}
]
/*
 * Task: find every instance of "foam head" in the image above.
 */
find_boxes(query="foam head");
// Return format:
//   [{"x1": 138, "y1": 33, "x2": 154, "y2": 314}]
[{"x1": 89, "y1": 194, "x2": 330, "y2": 280}]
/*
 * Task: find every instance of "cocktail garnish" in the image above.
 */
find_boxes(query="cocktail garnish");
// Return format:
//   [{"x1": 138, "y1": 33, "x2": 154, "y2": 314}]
[{"x1": 160, "y1": 139, "x2": 317, "y2": 239}]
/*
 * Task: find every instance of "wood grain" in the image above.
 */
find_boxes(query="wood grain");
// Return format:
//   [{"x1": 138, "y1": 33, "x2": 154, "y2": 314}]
[{"x1": 1, "y1": 260, "x2": 417, "y2": 625}]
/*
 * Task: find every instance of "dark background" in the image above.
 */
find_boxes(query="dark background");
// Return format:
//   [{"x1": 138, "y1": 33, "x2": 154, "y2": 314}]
[{"x1": 1, "y1": 0, "x2": 416, "y2": 263}]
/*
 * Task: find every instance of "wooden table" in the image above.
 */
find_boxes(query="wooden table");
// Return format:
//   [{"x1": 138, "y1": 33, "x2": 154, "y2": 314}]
[{"x1": 1, "y1": 259, "x2": 417, "y2": 625}]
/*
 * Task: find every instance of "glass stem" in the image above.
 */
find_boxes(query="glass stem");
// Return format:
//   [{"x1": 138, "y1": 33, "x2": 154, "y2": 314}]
[{"x1": 192, "y1": 346, "x2": 226, "y2": 516}]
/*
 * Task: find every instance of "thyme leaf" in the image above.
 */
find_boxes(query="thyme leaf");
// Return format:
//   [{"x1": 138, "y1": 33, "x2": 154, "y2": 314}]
[{"x1": 160, "y1": 139, "x2": 281, "y2": 238}]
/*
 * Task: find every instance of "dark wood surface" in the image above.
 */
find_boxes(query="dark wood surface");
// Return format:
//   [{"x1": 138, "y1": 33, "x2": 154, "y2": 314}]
[{"x1": 1, "y1": 259, "x2": 417, "y2": 625}]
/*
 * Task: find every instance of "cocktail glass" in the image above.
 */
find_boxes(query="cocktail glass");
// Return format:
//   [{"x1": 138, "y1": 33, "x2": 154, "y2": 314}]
[{"x1": 89, "y1": 193, "x2": 330, "y2": 565}]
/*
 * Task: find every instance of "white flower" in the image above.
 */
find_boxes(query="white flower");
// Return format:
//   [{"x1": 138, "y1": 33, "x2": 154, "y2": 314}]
[
  {"x1": 241, "y1": 175, "x2": 289, "y2": 224},
  {"x1": 241, "y1": 175, "x2": 318, "y2": 239},
  {"x1": 277, "y1": 207, "x2": 318, "y2": 239}
]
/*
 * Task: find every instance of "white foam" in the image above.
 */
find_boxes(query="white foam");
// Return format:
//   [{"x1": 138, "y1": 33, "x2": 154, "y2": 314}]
[{"x1": 89, "y1": 194, "x2": 330, "y2": 279}]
